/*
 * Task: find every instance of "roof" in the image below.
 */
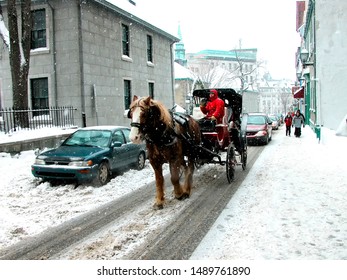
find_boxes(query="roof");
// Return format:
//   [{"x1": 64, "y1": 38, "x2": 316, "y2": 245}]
[
  {"x1": 100, "y1": 0, "x2": 179, "y2": 42},
  {"x1": 79, "y1": 125, "x2": 128, "y2": 131},
  {"x1": 0, "y1": 0, "x2": 179, "y2": 42},
  {"x1": 191, "y1": 49, "x2": 257, "y2": 62},
  {"x1": 174, "y1": 62, "x2": 197, "y2": 80}
]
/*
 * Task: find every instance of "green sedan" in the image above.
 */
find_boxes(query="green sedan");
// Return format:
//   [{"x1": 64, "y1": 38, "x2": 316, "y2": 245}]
[{"x1": 31, "y1": 126, "x2": 146, "y2": 186}]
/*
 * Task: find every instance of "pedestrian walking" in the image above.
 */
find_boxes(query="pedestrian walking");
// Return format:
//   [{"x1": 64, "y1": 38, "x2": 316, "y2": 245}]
[
  {"x1": 296, "y1": 109, "x2": 306, "y2": 122},
  {"x1": 284, "y1": 112, "x2": 293, "y2": 136},
  {"x1": 292, "y1": 110, "x2": 305, "y2": 137}
]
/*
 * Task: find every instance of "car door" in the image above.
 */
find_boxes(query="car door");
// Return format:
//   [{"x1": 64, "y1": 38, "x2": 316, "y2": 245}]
[
  {"x1": 110, "y1": 129, "x2": 130, "y2": 170},
  {"x1": 266, "y1": 116, "x2": 273, "y2": 139},
  {"x1": 121, "y1": 128, "x2": 138, "y2": 164}
]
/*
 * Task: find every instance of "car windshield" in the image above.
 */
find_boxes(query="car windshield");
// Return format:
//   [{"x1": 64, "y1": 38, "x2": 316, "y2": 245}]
[
  {"x1": 247, "y1": 115, "x2": 266, "y2": 125},
  {"x1": 64, "y1": 130, "x2": 112, "y2": 147}
]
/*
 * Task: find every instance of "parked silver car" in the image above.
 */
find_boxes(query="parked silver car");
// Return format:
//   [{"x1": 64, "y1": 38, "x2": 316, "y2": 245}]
[{"x1": 268, "y1": 115, "x2": 280, "y2": 130}]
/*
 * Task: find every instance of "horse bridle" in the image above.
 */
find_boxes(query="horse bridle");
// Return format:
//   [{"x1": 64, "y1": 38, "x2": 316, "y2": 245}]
[
  {"x1": 128, "y1": 98, "x2": 148, "y2": 130},
  {"x1": 128, "y1": 98, "x2": 177, "y2": 146}
]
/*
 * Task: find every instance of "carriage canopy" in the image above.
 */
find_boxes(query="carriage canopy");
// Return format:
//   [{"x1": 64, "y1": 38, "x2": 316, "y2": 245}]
[{"x1": 192, "y1": 88, "x2": 242, "y2": 120}]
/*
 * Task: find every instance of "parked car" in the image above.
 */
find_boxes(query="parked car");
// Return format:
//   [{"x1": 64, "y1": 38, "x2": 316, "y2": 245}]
[
  {"x1": 268, "y1": 115, "x2": 279, "y2": 130},
  {"x1": 31, "y1": 126, "x2": 147, "y2": 186},
  {"x1": 277, "y1": 113, "x2": 284, "y2": 125},
  {"x1": 246, "y1": 113, "x2": 273, "y2": 145}
]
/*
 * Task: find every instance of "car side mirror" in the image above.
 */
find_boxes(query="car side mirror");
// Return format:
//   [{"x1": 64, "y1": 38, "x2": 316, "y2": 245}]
[{"x1": 112, "y1": 141, "x2": 122, "y2": 148}]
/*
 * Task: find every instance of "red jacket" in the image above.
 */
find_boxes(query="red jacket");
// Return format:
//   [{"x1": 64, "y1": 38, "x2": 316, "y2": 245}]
[
  {"x1": 200, "y1": 90, "x2": 225, "y2": 123},
  {"x1": 284, "y1": 115, "x2": 292, "y2": 126}
]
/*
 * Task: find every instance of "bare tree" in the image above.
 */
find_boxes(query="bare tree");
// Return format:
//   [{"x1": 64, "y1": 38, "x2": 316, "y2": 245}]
[
  {"x1": 0, "y1": 4, "x2": 10, "y2": 48},
  {"x1": 194, "y1": 49, "x2": 264, "y2": 93},
  {"x1": 279, "y1": 87, "x2": 293, "y2": 113},
  {"x1": 8, "y1": 0, "x2": 32, "y2": 109},
  {"x1": 231, "y1": 50, "x2": 264, "y2": 94},
  {"x1": 1, "y1": 0, "x2": 32, "y2": 127}
]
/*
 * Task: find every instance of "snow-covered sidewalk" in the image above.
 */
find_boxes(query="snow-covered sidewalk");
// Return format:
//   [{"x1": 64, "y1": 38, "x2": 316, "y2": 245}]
[
  {"x1": 1, "y1": 125, "x2": 346, "y2": 260},
  {"x1": 191, "y1": 126, "x2": 347, "y2": 259},
  {"x1": 1, "y1": 125, "x2": 347, "y2": 279}
]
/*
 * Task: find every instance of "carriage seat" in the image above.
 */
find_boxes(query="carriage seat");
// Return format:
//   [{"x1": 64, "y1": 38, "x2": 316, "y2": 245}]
[{"x1": 197, "y1": 118, "x2": 216, "y2": 132}]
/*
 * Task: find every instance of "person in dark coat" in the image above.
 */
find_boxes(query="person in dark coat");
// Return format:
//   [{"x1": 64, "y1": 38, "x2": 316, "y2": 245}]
[
  {"x1": 284, "y1": 112, "x2": 293, "y2": 136},
  {"x1": 292, "y1": 110, "x2": 305, "y2": 137},
  {"x1": 296, "y1": 109, "x2": 306, "y2": 122}
]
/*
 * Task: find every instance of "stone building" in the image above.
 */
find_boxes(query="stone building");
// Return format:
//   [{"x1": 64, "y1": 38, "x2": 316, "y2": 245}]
[{"x1": 0, "y1": 0, "x2": 178, "y2": 127}]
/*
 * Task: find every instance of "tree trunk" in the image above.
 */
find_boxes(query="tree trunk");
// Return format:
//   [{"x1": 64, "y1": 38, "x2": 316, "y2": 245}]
[{"x1": 7, "y1": 0, "x2": 31, "y2": 128}]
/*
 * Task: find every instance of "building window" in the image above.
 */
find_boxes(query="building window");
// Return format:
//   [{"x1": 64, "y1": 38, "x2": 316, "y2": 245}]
[
  {"x1": 148, "y1": 82, "x2": 154, "y2": 98},
  {"x1": 124, "y1": 80, "x2": 132, "y2": 110},
  {"x1": 31, "y1": 9, "x2": 46, "y2": 49},
  {"x1": 31, "y1": 78, "x2": 48, "y2": 115},
  {"x1": 122, "y1": 24, "x2": 130, "y2": 56},
  {"x1": 147, "y1": 35, "x2": 153, "y2": 63}
]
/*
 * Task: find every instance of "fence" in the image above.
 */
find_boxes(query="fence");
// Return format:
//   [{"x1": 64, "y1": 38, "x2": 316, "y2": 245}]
[{"x1": 0, "y1": 106, "x2": 77, "y2": 134}]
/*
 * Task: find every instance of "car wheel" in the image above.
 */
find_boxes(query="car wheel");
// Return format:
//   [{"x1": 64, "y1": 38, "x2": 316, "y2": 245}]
[
  {"x1": 135, "y1": 152, "x2": 146, "y2": 170},
  {"x1": 95, "y1": 162, "x2": 110, "y2": 186}
]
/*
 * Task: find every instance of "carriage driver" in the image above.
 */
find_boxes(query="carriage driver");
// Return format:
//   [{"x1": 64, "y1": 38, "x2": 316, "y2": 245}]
[{"x1": 199, "y1": 89, "x2": 225, "y2": 123}]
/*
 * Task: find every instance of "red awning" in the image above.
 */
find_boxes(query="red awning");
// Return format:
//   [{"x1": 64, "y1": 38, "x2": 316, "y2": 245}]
[{"x1": 294, "y1": 87, "x2": 304, "y2": 99}]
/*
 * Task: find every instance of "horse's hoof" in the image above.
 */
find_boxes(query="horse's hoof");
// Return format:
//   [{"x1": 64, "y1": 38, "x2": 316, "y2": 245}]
[
  {"x1": 177, "y1": 193, "x2": 190, "y2": 200},
  {"x1": 153, "y1": 203, "x2": 164, "y2": 210}
]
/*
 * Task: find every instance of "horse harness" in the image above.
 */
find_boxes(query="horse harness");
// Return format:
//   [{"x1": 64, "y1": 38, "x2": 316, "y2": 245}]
[{"x1": 129, "y1": 98, "x2": 190, "y2": 147}]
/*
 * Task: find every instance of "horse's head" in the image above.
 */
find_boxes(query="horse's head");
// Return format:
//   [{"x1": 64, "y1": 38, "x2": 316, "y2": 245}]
[
  {"x1": 128, "y1": 95, "x2": 172, "y2": 144},
  {"x1": 128, "y1": 95, "x2": 145, "y2": 143}
]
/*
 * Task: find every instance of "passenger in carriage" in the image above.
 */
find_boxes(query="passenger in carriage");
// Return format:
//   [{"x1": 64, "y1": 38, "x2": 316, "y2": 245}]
[{"x1": 199, "y1": 89, "x2": 225, "y2": 124}]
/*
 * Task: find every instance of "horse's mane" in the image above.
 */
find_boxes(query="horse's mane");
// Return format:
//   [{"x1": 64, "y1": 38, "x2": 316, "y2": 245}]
[{"x1": 140, "y1": 97, "x2": 172, "y2": 127}]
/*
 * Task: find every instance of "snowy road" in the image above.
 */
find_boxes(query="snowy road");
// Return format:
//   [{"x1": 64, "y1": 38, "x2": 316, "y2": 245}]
[{"x1": 0, "y1": 145, "x2": 263, "y2": 260}]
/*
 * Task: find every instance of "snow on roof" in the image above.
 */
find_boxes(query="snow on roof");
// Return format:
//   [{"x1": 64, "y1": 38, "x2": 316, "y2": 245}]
[
  {"x1": 104, "y1": 0, "x2": 178, "y2": 40},
  {"x1": 174, "y1": 62, "x2": 197, "y2": 80}
]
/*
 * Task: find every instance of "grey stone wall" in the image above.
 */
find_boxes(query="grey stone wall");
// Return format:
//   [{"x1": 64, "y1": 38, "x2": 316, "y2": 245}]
[{"x1": 0, "y1": 0, "x2": 177, "y2": 128}]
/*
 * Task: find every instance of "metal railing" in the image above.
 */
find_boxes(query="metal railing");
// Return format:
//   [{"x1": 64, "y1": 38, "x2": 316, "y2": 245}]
[{"x1": 0, "y1": 106, "x2": 77, "y2": 134}]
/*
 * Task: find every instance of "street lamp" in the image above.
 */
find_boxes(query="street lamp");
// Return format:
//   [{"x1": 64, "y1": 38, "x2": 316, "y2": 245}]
[{"x1": 300, "y1": 48, "x2": 314, "y2": 66}]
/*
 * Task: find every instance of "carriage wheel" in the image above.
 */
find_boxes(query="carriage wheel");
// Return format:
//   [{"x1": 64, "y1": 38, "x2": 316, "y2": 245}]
[
  {"x1": 226, "y1": 144, "x2": 236, "y2": 183},
  {"x1": 241, "y1": 148, "x2": 247, "y2": 170}
]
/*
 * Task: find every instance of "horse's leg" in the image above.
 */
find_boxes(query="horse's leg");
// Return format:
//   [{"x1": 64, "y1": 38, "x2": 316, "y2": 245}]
[
  {"x1": 169, "y1": 161, "x2": 186, "y2": 200},
  {"x1": 182, "y1": 157, "x2": 195, "y2": 196},
  {"x1": 152, "y1": 163, "x2": 165, "y2": 209}
]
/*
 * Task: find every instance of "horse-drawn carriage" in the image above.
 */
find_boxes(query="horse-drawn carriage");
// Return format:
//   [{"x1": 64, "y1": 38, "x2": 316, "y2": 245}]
[
  {"x1": 128, "y1": 88, "x2": 247, "y2": 208},
  {"x1": 190, "y1": 88, "x2": 248, "y2": 183}
]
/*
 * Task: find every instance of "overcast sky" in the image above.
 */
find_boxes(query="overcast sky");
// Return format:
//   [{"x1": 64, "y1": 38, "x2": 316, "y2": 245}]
[{"x1": 136, "y1": 0, "x2": 301, "y2": 80}]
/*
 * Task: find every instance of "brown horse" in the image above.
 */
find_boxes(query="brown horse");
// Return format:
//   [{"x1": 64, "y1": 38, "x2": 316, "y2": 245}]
[{"x1": 128, "y1": 96, "x2": 201, "y2": 209}]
